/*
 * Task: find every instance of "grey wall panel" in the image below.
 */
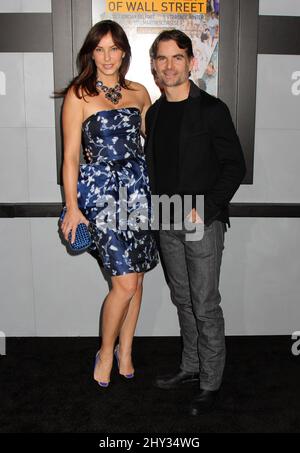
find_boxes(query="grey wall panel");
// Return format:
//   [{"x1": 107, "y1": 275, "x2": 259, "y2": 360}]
[
  {"x1": 1, "y1": 217, "x2": 300, "y2": 336},
  {"x1": 27, "y1": 128, "x2": 62, "y2": 202},
  {"x1": 237, "y1": 0, "x2": 258, "y2": 184},
  {"x1": 24, "y1": 53, "x2": 55, "y2": 127},
  {"x1": 136, "y1": 266, "x2": 179, "y2": 336},
  {"x1": 219, "y1": 0, "x2": 258, "y2": 184},
  {"x1": 0, "y1": 13, "x2": 52, "y2": 52},
  {"x1": 259, "y1": 0, "x2": 300, "y2": 17},
  {"x1": 0, "y1": 0, "x2": 23, "y2": 12},
  {"x1": 21, "y1": 0, "x2": 51, "y2": 12},
  {"x1": 72, "y1": 0, "x2": 92, "y2": 75},
  {"x1": 255, "y1": 54, "x2": 300, "y2": 130},
  {"x1": 0, "y1": 0, "x2": 51, "y2": 12},
  {"x1": 30, "y1": 218, "x2": 104, "y2": 336},
  {"x1": 233, "y1": 129, "x2": 300, "y2": 203},
  {"x1": 0, "y1": 219, "x2": 36, "y2": 336},
  {"x1": 222, "y1": 217, "x2": 300, "y2": 335},
  {"x1": 218, "y1": 0, "x2": 239, "y2": 122},
  {"x1": 233, "y1": 53, "x2": 300, "y2": 204},
  {"x1": 0, "y1": 128, "x2": 29, "y2": 202},
  {"x1": 53, "y1": 0, "x2": 98, "y2": 184},
  {"x1": 0, "y1": 53, "x2": 26, "y2": 127},
  {"x1": 52, "y1": 0, "x2": 73, "y2": 186}
]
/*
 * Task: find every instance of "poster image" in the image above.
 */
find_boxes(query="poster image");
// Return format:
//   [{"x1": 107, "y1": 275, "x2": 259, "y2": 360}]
[{"x1": 92, "y1": 0, "x2": 220, "y2": 100}]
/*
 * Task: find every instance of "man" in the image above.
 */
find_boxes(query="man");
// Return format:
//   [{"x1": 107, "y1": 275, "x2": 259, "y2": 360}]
[{"x1": 145, "y1": 30, "x2": 246, "y2": 415}]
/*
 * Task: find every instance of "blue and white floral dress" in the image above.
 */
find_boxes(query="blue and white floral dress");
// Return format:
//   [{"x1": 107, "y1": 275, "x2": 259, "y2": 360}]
[{"x1": 78, "y1": 107, "x2": 158, "y2": 276}]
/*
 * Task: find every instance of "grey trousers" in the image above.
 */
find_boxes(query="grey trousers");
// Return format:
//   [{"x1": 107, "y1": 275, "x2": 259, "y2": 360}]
[{"x1": 159, "y1": 220, "x2": 226, "y2": 391}]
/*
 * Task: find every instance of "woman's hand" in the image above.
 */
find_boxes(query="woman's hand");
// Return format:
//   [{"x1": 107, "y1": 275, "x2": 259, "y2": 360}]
[
  {"x1": 83, "y1": 148, "x2": 93, "y2": 163},
  {"x1": 60, "y1": 207, "x2": 89, "y2": 244}
]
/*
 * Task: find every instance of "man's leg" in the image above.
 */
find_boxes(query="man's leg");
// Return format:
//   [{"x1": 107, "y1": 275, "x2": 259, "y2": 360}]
[
  {"x1": 159, "y1": 229, "x2": 199, "y2": 373},
  {"x1": 184, "y1": 220, "x2": 226, "y2": 391}
]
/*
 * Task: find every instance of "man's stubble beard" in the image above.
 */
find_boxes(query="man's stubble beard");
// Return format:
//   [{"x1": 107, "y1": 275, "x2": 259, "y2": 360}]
[{"x1": 158, "y1": 70, "x2": 190, "y2": 89}]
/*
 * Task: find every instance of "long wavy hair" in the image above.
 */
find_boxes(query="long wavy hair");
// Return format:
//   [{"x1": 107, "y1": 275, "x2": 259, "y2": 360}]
[{"x1": 57, "y1": 20, "x2": 132, "y2": 99}]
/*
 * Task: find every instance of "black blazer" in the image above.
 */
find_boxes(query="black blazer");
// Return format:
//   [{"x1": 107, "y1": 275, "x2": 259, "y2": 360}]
[{"x1": 144, "y1": 80, "x2": 247, "y2": 227}]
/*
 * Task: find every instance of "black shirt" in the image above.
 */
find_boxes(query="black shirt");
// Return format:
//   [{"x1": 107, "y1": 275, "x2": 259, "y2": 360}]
[
  {"x1": 153, "y1": 97, "x2": 188, "y2": 197},
  {"x1": 153, "y1": 97, "x2": 195, "y2": 223}
]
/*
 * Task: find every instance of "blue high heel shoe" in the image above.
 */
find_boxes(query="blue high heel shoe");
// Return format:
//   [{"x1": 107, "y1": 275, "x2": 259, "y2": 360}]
[
  {"x1": 114, "y1": 344, "x2": 135, "y2": 379},
  {"x1": 94, "y1": 351, "x2": 110, "y2": 387}
]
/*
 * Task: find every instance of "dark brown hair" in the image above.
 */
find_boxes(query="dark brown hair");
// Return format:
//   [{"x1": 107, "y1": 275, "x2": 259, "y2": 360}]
[
  {"x1": 149, "y1": 29, "x2": 194, "y2": 60},
  {"x1": 56, "y1": 20, "x2": 131, "y2": 99}
]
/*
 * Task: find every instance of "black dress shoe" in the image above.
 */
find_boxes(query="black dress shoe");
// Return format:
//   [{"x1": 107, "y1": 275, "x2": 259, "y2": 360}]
[
  {"x1": 189, "y1": 389, "x2": 219, "y2": 415},
  {"x1": 154, "y1": 370, "x2": 199, "y2": 389}
]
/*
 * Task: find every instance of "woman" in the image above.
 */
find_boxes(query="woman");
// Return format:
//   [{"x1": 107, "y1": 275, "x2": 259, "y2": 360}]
[{"x1": 60, "y1": 20, "x2": 158, "y2": 387}]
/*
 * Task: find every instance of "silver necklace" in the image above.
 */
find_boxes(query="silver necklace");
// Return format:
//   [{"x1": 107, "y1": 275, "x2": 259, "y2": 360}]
[{"x1": 96, "y1": 80, "x2": 122, "y2": 105}]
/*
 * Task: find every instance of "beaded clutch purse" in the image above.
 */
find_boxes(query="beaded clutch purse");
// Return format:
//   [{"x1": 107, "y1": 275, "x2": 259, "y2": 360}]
[{"x1": 59, "y1": 206, "x2": 92, "y2": 252}]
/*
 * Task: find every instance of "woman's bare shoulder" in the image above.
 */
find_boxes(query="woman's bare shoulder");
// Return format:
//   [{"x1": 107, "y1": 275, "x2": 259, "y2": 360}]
[
  {"x1": 63, "y1": 85, "x2": 87, "y2": 124},
  {"x1": 64, "y1": 85, "x2": 94, "y2": 113},
  {"x1": 66, "y1": 84, "x2": 90, "y2": 100}
]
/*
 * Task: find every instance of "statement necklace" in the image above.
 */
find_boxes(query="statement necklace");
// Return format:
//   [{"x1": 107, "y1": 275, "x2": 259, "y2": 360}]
[{"x1": 96, "y1": 80, "x2": 122, "y2": 105}]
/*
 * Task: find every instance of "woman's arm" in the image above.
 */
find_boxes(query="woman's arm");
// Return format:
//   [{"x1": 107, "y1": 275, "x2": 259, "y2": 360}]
[
  {"x1": 137, "y1": 84, "x2": 152, "y2": 138},
  {"x1": 61, "y1": 87, "x2": 89, "y2": 244},
  {"x1": 130, "y1": 82, "x2": 151, "y2": 137}
]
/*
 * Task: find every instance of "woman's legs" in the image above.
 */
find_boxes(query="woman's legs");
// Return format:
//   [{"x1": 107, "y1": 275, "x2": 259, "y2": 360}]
[
  {"x1": 118, "y1": 273, "x2": 144, "y2": 375},
  {"x1": 93, "y1": 272, "x2": 143, "y2": 383}
]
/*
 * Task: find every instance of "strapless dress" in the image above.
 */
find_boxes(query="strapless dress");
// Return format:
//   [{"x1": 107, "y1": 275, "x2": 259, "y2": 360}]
[{"x1": 77, "y1": 107, "x2": 159, "y2": 276}]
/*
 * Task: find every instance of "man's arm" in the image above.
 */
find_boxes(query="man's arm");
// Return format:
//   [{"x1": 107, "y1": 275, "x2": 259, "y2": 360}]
[{"x1": 204, "y1": 99, "x2": 246, "y2": 222}]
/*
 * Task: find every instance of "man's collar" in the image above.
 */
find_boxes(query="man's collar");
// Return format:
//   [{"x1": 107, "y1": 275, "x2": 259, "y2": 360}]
[{"x1": 188, "y1": 79, "x2": 202, "y2": 98}]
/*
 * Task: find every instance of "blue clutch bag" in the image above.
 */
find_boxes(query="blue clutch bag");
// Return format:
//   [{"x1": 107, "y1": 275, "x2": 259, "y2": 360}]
[{"x1": 59, "y1": 206, "x2": 92, "y2": 252}]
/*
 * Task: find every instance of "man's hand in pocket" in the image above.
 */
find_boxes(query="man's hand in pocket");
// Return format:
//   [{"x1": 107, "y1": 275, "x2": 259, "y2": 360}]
[{"x1": 187, "y1": 208, "x2": 204, "y2": 224}]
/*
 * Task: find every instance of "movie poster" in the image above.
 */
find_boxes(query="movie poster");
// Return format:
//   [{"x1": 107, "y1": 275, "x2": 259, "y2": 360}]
[{"x1": 92, "y1": 0, "x2": 220, "y2": 100}]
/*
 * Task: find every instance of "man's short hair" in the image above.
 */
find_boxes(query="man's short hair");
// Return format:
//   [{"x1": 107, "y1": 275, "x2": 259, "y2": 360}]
[{"x1": 150, "y1": 29, "x2": 194, "y2": 60}]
